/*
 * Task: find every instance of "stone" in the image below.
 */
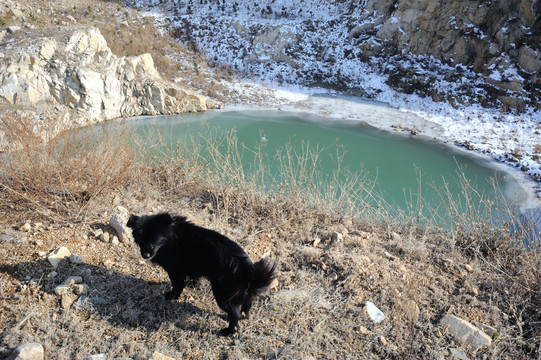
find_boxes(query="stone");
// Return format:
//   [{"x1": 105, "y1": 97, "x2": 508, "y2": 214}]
[
  {"x1": 109, "y1": 213, "x2": 132, "y2": 243},
  {"x1": 21, "y1": 222, "x2": 32, "y2": 232},
  {"x1": 331, "y1": 231, "x2": 343, "y2": 242},
  {"x1": 149, "y1": 352, "x2": 175, "y2": 360},
  {"x1": 449, "y1": 348, "x2": 468, "y2": 360},
  {"x1": 7, "y1": 8, "x2": 24, "y2": 20},
  {"x1": 366, "y1": 301, "x2": 385, "y2": 323},
  {"x1": 73, "y1": 284, "x2": 89, "y2": 295},
  {"x1": 60, "y1": 293, "x2": 76, "y2": 309},
  {"x1": 47, "y1": 247, "x2": 71, "y2": 268},
  {"x1": 440, "y1": 314, "x2": 492, "y2": 350},
  {"x1": 54, "y1": 284, "x2": 70, "y2": 296},
  {"x1": 357, "y1": 325, "x2": 371, "y2": 335},
  {"x1": 6, "y1": 343, "x2": 44, "y2": 360},
  {"x1": 92, "y1": 229, "x2": 104, "y2": 238},
  {"x1": 64, "y1": 276, "x2": 83, "y2": 286},
  {"x1": 85, "y1": 354, "x2": 107, "y2": 360},
  {"x1": 101, "y1": 232, "x2": 110, "y2": 243},
  {"x1": 69, "y1": 254, "x2": 83, "y2": 264}
]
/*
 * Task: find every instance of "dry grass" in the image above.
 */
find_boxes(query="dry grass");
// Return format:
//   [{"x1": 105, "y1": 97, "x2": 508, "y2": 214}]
[{"x1": 1, "y1": 119, "x2": 540, "y2": 359}]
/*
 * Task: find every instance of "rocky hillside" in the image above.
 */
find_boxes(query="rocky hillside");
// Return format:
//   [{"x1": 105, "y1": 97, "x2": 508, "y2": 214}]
[
  {"x1": 149, "y1": 0, "x2": 540, "y2": 113},
  {"x1": 0, "y1": 3, "x2": 223, "y2": 150}
]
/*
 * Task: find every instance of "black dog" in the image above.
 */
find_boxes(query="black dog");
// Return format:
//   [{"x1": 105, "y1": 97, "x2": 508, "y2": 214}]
[{"x1": 127, "y1": 213, "x2": 277, "y2": 335}]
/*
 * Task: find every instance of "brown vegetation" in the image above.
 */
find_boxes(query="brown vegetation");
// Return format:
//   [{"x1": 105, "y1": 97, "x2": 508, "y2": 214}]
[{"x1": 0, "y1": 118, "x2": 540, "y2": 359}]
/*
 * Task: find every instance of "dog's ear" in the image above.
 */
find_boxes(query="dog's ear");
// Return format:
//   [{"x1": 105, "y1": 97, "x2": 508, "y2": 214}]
[
  {"x1": 127, "y1": 215, "x2": 139, "y2": 228},
  {"x1": 155, "y1": 213, "x2": 174, "y2": 227}
]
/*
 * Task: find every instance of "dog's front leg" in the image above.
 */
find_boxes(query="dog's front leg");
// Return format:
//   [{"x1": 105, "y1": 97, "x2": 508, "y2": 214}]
[{"x1": 165, "y1": 273, "x2": 186, "y2": 300}]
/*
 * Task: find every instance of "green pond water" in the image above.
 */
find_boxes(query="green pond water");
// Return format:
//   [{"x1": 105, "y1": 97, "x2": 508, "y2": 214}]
[{"x1": 108, "y1": 109, "x2": 524, "y2": 228}]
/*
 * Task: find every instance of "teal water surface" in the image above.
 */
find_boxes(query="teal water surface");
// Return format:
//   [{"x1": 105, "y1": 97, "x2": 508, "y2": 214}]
[{"x1": 114, "y1": 109, "x2": 520, "y2": 226}]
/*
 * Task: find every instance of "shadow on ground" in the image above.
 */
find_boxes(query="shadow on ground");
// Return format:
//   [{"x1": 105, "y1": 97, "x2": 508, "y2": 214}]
[{"x1": 1, "y1": 258, "x2": 224, "y2": 334}]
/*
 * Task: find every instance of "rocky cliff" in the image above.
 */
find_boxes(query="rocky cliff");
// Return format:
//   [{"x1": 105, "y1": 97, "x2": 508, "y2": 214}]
[
  {"x1": 0, "y1": 25, "x2": 223, "y2": 149},
  {"x1": 368, "y1": 0, "x2": 540, "y2": 111},
  {"x1": 160, "y1": 0, "x2": 540, "y2": 112}
]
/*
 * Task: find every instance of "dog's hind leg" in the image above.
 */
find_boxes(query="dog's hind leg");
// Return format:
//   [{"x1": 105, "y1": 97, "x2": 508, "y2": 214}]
[
  {"x1": 241, "y1": 298, "x2": 252, "y2": 319},
  {"x1": 218, "y1": 301, "x2": 242, "y2": 336}
]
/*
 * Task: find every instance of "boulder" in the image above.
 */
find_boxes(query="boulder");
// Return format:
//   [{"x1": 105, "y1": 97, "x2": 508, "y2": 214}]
[
  {"x1": 109, "y1": 211, "x2": 132, "y2": 243},
  {"x1": 440, "y1": 314, "x2": 492, "y2": 350},
  {"x1": 47, "y1": 247, "x2": 71, "y2": 268},
  {"x1": 6, "y1": 343, "x2": 44, "y2": 360}
]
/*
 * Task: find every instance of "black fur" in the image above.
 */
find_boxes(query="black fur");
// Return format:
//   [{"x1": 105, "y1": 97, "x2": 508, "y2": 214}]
[{"x1": 127, "y1": 213, "x2": 277, "y2": 335}]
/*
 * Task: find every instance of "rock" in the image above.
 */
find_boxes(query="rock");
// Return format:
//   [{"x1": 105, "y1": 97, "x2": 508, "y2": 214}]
[
  {"x1": 449, "y1": 348, "x2": 468, "y2": 360},
  {"x1": 47, "y1": 247, "x2": 71, "y2": 268},
  {"x1": 109, "y1": 212, "x2": 132, "y2": 243},
  {"x1": 73, "y1": 295, "x2": 94, "y2": 311},
  {"x1": 85, "y1": 354, "x2": 107, "y2": 360},
  {"x1": 60, "y1": 293, "x2": 76, "y2": 309},
  {"x1": 101, "y1": 232, "x2": 110, "y2": 243},
  {"x1": 357, "y1": 325, "x2": 371, "y2": 335},
  {"x1": 149, "y1": 351, "x2": 175, "y2": 360},
  {"x1": 390, "y1": 232, "x2": 401, "y2": 241},
  {"x1": 73, "y1": 284, "x2": 89, "y2": 295},
  {"x1": 6, "y1": 343, "x2": 44, "y2": 360},
  {"x1": 331, "y1": 231, "x2": 343, "y2": 242},
  {"x1": 440, "y1": 314, "x2": 492, "y2": 350},
  {"x1": 0, "y1": 26, "x2": 223, "y2": 150},
  {"x1": 366, "y1": 301, "x2": 385, "y2": 323},
  {"x1": 20, "y1": 222, "x2": 32, "y2": 232},
  {"x1": 6, "y1": 26, "x2": 22, "y2": 36},
  {"x1": 64, "y1": 276, "x2": 83, "y2": 286},
  {"x1": 69, "y1": 254, "x2": 83, "y2": 264},
  {"x1": 7, "y1": 8, "x2": 24, "y2": 20},
  {"x1": 54, "y1": 284, "x2": 70, "y2": 296}
]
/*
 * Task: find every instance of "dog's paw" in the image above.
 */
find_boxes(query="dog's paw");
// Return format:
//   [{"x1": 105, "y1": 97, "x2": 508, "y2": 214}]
[
  {"x1": 164, "y1": 290, "x2": 180, "y2": 300},
  {"x1": 219, "y1": 327, "x2": 237, "y2": 336}
]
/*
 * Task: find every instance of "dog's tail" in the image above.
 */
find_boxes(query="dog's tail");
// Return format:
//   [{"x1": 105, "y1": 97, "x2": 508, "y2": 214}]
[{"x1": 249, "y1": 258, "x2": 277, "y2": 295}]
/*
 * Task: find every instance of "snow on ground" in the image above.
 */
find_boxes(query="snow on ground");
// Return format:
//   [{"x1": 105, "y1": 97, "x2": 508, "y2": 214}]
[{"x1": 131, "y1": 0, "x2": 541, "y2": 204}]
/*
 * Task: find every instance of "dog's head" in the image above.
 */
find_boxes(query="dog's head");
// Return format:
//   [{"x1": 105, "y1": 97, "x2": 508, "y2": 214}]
[{"x1": 127, "y1": 213, "x2": 174, "y2": 260}]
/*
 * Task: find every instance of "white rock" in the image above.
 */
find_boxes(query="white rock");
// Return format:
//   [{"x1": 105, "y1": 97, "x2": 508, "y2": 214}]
[
  {"x1": 366, "y1": 301, "x2": 385, "y2": 323},
  {"x1": 21, "y1": 222, "x2": 32, "y2": 232},
  {"x1": 109, "y1": 213, "x2": 132, "y2": 243},
  {"x1": 440, "y1": 314, "x2": 492, "y2": 350},
  {"x1": 6, "y1": 342, "x2": 44, "y2": 360},
  {"x1": 47, "y1": 247, "x2": 71, "y2": 268},
  {"x1": 149, "y1": 352, "x2": 175, "y2": 360},
  {"x1": 85, "y1": 354, "x2": 107, "y2": 360}
]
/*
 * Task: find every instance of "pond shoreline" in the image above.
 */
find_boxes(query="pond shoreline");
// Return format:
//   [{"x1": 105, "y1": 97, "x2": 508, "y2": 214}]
[{"x1": 220, "y1": 92, "x2": 541, "y2": 214}]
